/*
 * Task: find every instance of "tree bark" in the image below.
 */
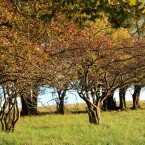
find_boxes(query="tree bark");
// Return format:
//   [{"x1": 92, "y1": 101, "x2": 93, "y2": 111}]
[
  {"x1": 86, "y1": 100, "x2": 101, "y2": 125},
  {"x1": 102, "y1": 99, "x2": 108, "y2": 111},
  {"x1": 59, "y1": 97, "x2": 65, "y2": 114},
  {"x1": 20, "y1": 85, "x2": 39, "y2": 116},
  {"x1": 132, "y1": 85, "x2": 141, "y2": 109},
  {"x1": 1, "y1": 86, "x2": 20, "y2": 132},
  {"x1": 20, "y1": 95, "x2": 29, "y2": 116},
  {"x1": 57, "y1": 90, "x2": 66, "y2": 114},
  {"x1": 102, "y1": 91, "x2": 116, "y2": 110},
  {"x1": 30, "y1": 95, "x2": 38, "y2": 115},
  {"x1": 119, "y1": 87, "x2": 127, "y2": 110},
  {"x1": 20, "y1": 94, "x2": 38, "y2": 116}
]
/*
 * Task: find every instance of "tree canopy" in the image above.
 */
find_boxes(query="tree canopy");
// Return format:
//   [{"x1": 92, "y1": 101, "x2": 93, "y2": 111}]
[{"x1": 39, "y1": 0, "x2": 145, "y2": 28}]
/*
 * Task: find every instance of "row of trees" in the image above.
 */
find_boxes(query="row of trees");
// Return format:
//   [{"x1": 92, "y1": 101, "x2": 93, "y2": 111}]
[{"x1": 0, "y1": 0, "x2": 145, "y2": 132}]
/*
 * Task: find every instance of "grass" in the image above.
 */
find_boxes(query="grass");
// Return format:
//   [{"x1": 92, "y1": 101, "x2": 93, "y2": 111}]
[{"x1": 0, "y1": 104, "x2": 145, "y2": 145}]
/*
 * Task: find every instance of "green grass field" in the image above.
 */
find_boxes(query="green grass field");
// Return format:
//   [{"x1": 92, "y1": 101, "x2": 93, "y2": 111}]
[{"x1": 0, "y1": 104, "x2": 145, "y2": 145}]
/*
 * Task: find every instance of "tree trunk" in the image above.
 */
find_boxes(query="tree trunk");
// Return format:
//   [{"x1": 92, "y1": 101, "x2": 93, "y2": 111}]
[
  {"x1": 132, "y1": 85, "x2": 141, "y2": 109},
  {"x1": 1, "y1": 87, "x2": 20, "y2": 132},
  {"x1": 102, "y1": 99, "x2": 108, "y2": 111},
  {"x1": 1, "y1": 98, "x2": 20, "y2": 132},
  {"x1": 21, "y1": 85, "x2": 39, "y2": 116},
  {"x1": 102, "y1": 91, "x2": 116, "y2": 110},
  {"x1": 20, "y1": 95, "x2": 29, "y2": 116},
  {"x1": 119, "y1": 87, "x2": 127, "y2": 110},
  {"x1": 107, "y1": 95, "x2": 117, "y2": 110},
  {"x1": 29, "y1": 95, "x2": 38, "y2": 115},
  {"x1": 57, "y1": 90, "x2": 66, "y2": 114},
  {"x1": 59, "y1": 97, "x2": 65, "y2": 114},
  {"x1": 87, "y1": 100, "x2": 101, "y2": 125},
  {"x1": 20, "y1": 95, "x2": 38, "y2": 116}
]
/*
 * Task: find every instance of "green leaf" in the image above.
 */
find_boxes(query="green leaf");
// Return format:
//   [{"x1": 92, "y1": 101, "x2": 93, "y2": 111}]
[
  {"x1": 129, "y1": 0, "x2": 136, "y2": 6},
  {"x1": 39, "y1": 13, "x2": 56, "y2": 22}
]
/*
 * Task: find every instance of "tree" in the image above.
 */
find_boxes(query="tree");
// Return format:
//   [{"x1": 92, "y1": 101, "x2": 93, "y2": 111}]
[
  {"x1": 40, "y1": 13, "x2": 145, "y2": 124},
  {"x1": 0, "y1": 0, "x2": 51, "y2": 131},
  {"x1": 41, "y1": 0, "x2": 145, "y2": 28},
  {"x1": 65, "y1": 23, "x2": 145, "y2": 124}
]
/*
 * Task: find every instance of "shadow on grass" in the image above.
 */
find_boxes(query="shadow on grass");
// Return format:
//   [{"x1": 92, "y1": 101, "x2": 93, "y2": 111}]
[
  {"x1": 37, "y1": 110, "x2": 88, "y2": 116},
  {"x1": 71, "y1": 110, "x2": 87, "y2": 114}
]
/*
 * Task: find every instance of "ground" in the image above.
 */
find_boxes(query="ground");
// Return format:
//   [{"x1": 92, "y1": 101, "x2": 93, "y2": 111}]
[{"x1": 0, "y1": 102, "x2": 145, "y2": 145}]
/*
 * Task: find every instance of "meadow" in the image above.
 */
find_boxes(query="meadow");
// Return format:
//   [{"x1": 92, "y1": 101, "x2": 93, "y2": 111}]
[{"x1": 0, "y1": 103, "x2": 145, "y2": 145}]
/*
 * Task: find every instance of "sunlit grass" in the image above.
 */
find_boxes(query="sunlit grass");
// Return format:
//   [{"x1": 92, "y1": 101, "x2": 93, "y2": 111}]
[{"x1": 0, "y1": 108, "x2": 145, "y2": 145}]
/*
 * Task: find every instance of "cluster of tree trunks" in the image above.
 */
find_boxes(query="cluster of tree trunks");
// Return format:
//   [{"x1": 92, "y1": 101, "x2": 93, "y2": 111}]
[
  {"x1": 1, "y1": 97, "x2": 19, "y2": 132},
  {"x1": 102, "y1": 85, "x2": 142, "y2": 111},
  {"x1": 118, "y1": 85, "x2": 142, "y2": 110},
  {"x1": 0, "y1": 85, "x2": 20, "y2": 132},
  {"x1": 20, "y1": 95, "x2": 38, "y2": 116}
]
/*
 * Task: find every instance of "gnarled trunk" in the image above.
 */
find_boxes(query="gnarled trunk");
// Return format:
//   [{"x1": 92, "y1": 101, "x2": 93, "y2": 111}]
[
  {"x1": 1, "y1": 98, "x2": 19, "y2": 132},
  {"x1": 1, "y1": 86, "x2": 20, "y2": 132},
  {"x1": 119, "y1": 87, "x2": 127, "y2": 110},
  {"x1": 132, "y1": 85, "x2": 141, "y2": 109},
  {"x1": 86, "y1": 100, "x2": 101, "y2": 125}
]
